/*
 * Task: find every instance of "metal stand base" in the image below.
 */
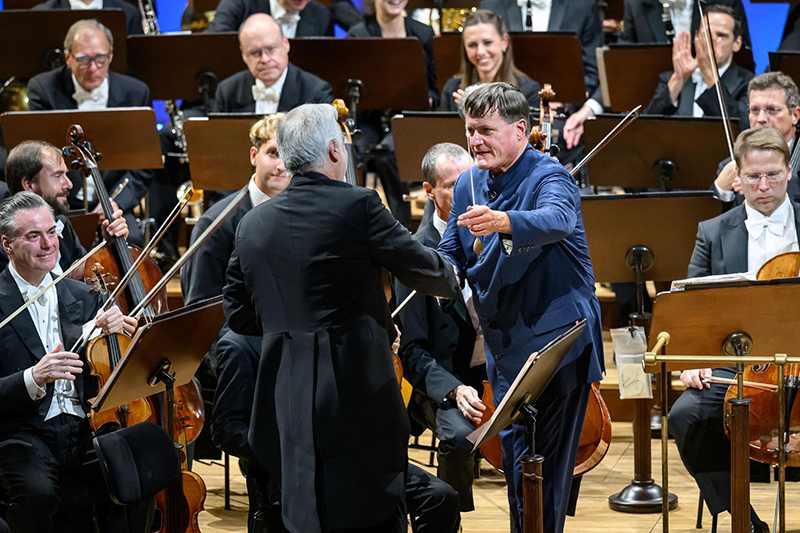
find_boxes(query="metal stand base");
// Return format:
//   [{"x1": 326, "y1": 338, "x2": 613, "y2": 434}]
[{"x1": 608, "y1": 481, "x2": 678, "y2": 513}]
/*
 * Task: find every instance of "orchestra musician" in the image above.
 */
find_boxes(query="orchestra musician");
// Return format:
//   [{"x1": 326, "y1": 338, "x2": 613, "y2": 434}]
[
  {"x1": 672, "y1": 126, "x2": 797, "y2": 533},
  {"x1": 643, "y1": 5, "x2": 753, "y2": 118},
  {"x1": 440, "y1": 10, "x2": 541, "y2": 113},
  {"x1": 394, "y1": 142, "x2": 485, "y2": 514},
  {"x1": 0, "y1": 192, "x2": 148, "y2": 533},
  {"x1": 25, "y1": 19, "x2": 151, "y2": 247},
  {"x1": 714, "y1": 72, "x2": 800, "y2": 204},
  {"x1": 223, "y1": 103, "x2": 460, "y2": 533},
  {"x1": 208, "y1": 0, "x2": 363, "y2": 35},
  {"x1": 437, "y1": 82, "x2": 604, "y2": 533},
  {"x1": 1, "y1": 141, "x2": 129, "y2": 273},
  {"x1": 32, "y1": 0, "x2": 144, "y2": 36},
  {"x1": 213, "y1": 14, "x2": 333, "y2": 114}
]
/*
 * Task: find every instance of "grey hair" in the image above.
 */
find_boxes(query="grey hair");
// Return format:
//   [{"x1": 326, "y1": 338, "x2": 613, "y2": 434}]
[
  {"x1": 749, "y1": 71, "x2": 800, "y2": 110},
  {"x1": 0, "y1": 192, "x2": 53, "y2": 239},
  {"x1": 277, "y1": 104, "x2": 342, "y2": 175},
  {"x1": 458, "y1": 83, "x2": 485, "y2": 119},
  {"x1": 463, "y1": 82, "x2": 530, "y2": 134},
  {"x1": 64, "y1": 19, "x2": 114, "y2": 54},
  {"x1": 421, "y1": 143, "x2": 470, "y2": 187}
]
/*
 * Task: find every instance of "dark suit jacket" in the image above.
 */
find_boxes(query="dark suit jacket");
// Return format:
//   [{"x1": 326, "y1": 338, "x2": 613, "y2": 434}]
[
  {"x1": 688, "y1": 200, "x2": 800, "y2": 277},
  {"x1": 213, "y1": 63, "x2": 333, "y2": 114},
  {"x1": 479, "y1": 0, "x2": 603, "y2": 101},
  {"x1": 620, "y1": 0, "x2": 751, "y2": 47},
  {"x1": 781, "y1": 4, "x2": 800, "y2": 50},
  {"x1": 223, "y1": 171, "x2": 459, "y2": 533},
  {"x1": 440, "y1": 73, "x2": 541, "y2": 112},
  {"x1": 26, "y1": 66, "x2": 154, "y2": 213},
  {"x1": 0, "y1": 269, "x2": 101, "y2": 440},
  {"x1": 643, "y1": 62, "x2": 754, "y2": 118},
  {"x1": 181, "y1": 187, "x2": 252, "y2": 306},
  {"x1": 208, "y1": 0, "x2": 335, "y2": 34},
  {"x1": 211, "y1": 330, "x2": 261, "y2": 464},
  {"x1": 394, "y1": 219, "x2": 476, "y2": 405},
  {"x1": 33, "y1": 0, "x2": 144, "y2": 36},
  {"x1": 0, "y1": 215, "x2": 87, "y2": 274},
  {"x1": 347, "y1": 16, "x2": 439, "y2": 107}
]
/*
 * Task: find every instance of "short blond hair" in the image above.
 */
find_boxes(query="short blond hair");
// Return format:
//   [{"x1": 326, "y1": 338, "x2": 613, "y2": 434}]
[
  {"x1": 249, "y1": 113, "x2": 285, "y2": 151},
  {"x1": 734, "y1": 127, "x2": 790, "y2": 169}
]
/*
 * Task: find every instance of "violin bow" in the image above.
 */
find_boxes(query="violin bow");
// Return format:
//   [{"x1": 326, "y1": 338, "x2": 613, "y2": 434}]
[{"x1": 697, "y1": 0, "x2": 736, "y2": 162}]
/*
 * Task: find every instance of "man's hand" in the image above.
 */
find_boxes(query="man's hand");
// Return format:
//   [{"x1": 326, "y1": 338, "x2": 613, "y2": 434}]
[
  {"x1": 95, "y1": 306, "x2": 126, "y2": 335},
  {"x1": 452, "y1": 385, "x2": 486, "y2": 424},
  {"x1": 101, "y1": 208, "x2": 129, "y2": 241},
  {"x1": 452, "y1": 89, "x2": 465, "y2": 106},
  {"x1": 694, "y1": 28, "x2": 716, "y2": 88},
  {"x1": 31, "y1": 343, "x2": 82, "y2": 386},
  {"x1": 563, "y1": 104, "x2": 595, "y2": 150},
  {"x1": 714, "y1": 160, "x2": 738, "y2": 192},
  {"x1": 668, "y1": 31, "x2": 697, "y2": 102},
  {"x1": 457, "y1": 205, "x2": 511, "y2": 236},
  {"x1": 392, "y1": 324, "x2": 401, "y2": 355},
  {"x1": 680, "y1": 368, "x2": 712, "y2": 390}
]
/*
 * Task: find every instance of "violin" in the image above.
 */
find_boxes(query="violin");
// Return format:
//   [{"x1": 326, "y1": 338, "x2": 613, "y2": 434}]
[
  {"x1": 85, "y1": 264, "x2": 153, "y2": 432},
  {"x1": 334, "y1": 98, "x2": 361, "y2": 188}
]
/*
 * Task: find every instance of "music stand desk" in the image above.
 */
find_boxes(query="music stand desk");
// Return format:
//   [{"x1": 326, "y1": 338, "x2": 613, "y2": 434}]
[
  {"x1": 583, "y1": 114, "x2": 740, "y2": 189},
  {"x1": 185, "y1": 115, "x2": 260, "y2": 192},
  {"x1": 770, "y1": 52, "x2": 800, "y2": 89},
  {"x1": 392, "y1": 111, "x2": 466, "y2": 182},
  {"x1": 0, "y1": 9, "x2": 127, "y2": 78},
  {"x1": 1, "y1": 107, "x2": 162, "y2": 171}
]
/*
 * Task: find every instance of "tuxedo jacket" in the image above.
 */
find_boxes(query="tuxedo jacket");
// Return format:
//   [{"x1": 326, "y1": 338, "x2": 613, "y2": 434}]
[
  {"x1": 781, "y1": 4, "x2": 800, "y2": 51},
  {"x1": 213, "y1": 64, "x2": 333, "y2": 114},
  {"x1": 0, "y1": 215, "x2": 87, "y2": 274},
  {"x1": 479, "y1": 0, "x2": 603, "y2": 101},
  {"x1": 643, "y1": 62, "x2": 754, "y2": 119},
  {"x1": 394, "y1": 219, "x2": 477, "y2": 405},
  {"x1": 33, "y1": 0, "x2": 144, "y2": 36},
  {"x1": 181, "y1": 187, "x2": 253, "y2": 306},
  {"x1": 688, "y1": 200, "x2": 800, "y2": 277},
  {"x1": 621, "y1": 0, "x2": 751, "y2": 47},
  {"x1": 208, "y1": 0, "x2": 335, "y2": 34},
  {"x1": 0, "y1": 268, "x2": 101, "y2": 440},
  {"x1": 26, "y1": 67, "x2": 154, "y2": 213},
  {"x1": 223, "y1": 172, "x2": 459, "y2": 533}
]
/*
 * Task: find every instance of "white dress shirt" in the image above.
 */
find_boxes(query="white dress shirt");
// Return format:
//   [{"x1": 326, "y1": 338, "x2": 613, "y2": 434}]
[
  {"x1": 252, "y1": 67, "x2": 288, "y2": 115},
  {"x1": 71, "y1": 72, "x2": 109, "y2": 111},
  {"x1": 517, "y1": 0, "x2": 552, "y2": 32},
  {"x1": 11, "y1": 264, "x2": 88, "y2": 421},
  {"x1": 270, "y1": 0, "x2": 301, "y2": 38},
  {"x1": 248, "y1": 174, "x2": 274, "y2": 207},
  {"x1": 68, "y1": 0, "x2": 103, "y2": 9},
  {"x1": 433, "y1": 212, "x2": 486, "y2": 367},
  {"x1": 689, "y1": 60, "x2": 731, "y2": 118},
  {"x1": 664, "y1": 0, "x2": 693, "y2": 36},
  {"x1": 744, "y1": 196, "x2": 799, "y2": 272}
]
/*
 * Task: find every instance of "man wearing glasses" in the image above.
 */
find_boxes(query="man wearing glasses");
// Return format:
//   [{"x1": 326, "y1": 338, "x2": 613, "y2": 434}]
[
  {"x1": 671, "y1": 127, "x2": 796, "y2": 533},
  {"x1": 214, "y1": 13, "x2": 333, "y2": 114},
  {"x1": 26, "y1": 19, "x2": 152, "y2": 246},
  {"x1": 714, "y1": 71, "x2": 800, "y2": 204}
]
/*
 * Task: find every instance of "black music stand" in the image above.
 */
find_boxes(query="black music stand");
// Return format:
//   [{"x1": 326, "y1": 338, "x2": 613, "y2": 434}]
[
  {"x1": 433, "y1": 32, "x2": 587, "y2": 102},
  {"x1": 468, "y1": 320, "x2": 587, "y2": 533},
  {"x1": 93, "y1": 296, "x2": 225, "y2": 441},
  {"x1": 127, "y1": 32, "x2": 242, "y2": 110},
  {"x1": 582, "y1": 191, "x2": 723, "y2": 513},
  {"x1": 184, "y1": 115, "x2": 260, "y2": 192},
  {"x1": 0, "y1": 10, "x2": 128, "y2": 79},
  {"x1": 392, "y1": 112, "x2": 466, "y2": 182},
  {"x1": 288, "y1": 38, "x2": 430, "y2": 120},
  {"x1": 598, "y1": 44, "x2": 755, "y2": 112},
  {"x1": 67, "y1": 212, "x2": 101, "y2": 251},
  {"x1": 770, "y1": 51, "x2": 800, "y2": 89},
  {"x1": 583, "y1": 114, "x2": 740, "y2": 190}
]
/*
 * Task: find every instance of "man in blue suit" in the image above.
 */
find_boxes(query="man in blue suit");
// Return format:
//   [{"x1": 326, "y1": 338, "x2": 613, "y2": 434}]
[{"x1": 437, "y1": 82, "x2": 604, "y2": 533}]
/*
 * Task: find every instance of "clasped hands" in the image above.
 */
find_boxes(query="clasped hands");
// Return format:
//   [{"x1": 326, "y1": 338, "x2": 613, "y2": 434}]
[{"x1": 30, "y1": 306, "x2": 138, "y2": 387}]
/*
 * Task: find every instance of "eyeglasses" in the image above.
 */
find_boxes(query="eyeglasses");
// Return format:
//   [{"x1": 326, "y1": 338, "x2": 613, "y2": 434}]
[
  {"x1": 741, "y1": 170, "x2": 786, "y2": 184},
  {"x1": 245, "y1": 46, "x2": 280, "y2": 59},
  {"x1": 72, "y1": 53, "x2": 111, "y2": 69},
  {"x1": 748, "y1": 106, "x2": 786, "y2": 117}
]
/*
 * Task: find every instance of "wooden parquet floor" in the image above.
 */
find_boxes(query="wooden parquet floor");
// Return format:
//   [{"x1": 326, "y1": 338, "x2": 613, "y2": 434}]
[{"x1": 192, "y1": 421, "x2": 800, "y2": 532}]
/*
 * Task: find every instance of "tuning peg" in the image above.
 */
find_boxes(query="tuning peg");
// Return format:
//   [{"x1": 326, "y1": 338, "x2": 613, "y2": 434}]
[
  {"x1": 95, "y1": 152, "x2": 103, "y2": 162},
  {"x1": 69, "y1": 160, "x2": 82, "y2": 171}
]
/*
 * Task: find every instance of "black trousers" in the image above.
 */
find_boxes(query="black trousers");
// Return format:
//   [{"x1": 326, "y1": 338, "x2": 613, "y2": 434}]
[
  {"x1": 407, "y1": 464, "x2": 460, "y2": 533},
  {"x1": 0, "y1": 415, "x2": 153, "y2": 533}
]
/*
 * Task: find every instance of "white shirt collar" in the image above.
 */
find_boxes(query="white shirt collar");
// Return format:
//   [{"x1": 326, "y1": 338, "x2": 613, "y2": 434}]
[
  {"x1": 270, "y1": 0, "x2": 301, "y2": 37},
  {"x1": 71, "y1": 72, "x2": 109, "y2": 109},
  {"x1": 433, "y1": 211, "x2": 448, "y2": 237},
  {"x1": 8, "y1": 262, "x2": 51, "y2": 297},
  {"x1": 745, "y1": 194, "x2": 792, "y2": 226},
  {"x1": 255, "y1": 65, "x2": 288, "y2": 95},
  {"x1": 69, "y1": 0, "x2": 102, "y2": 9},
  {"x1": 248, "y1": 174, "x2": 273, "y2": 208}
]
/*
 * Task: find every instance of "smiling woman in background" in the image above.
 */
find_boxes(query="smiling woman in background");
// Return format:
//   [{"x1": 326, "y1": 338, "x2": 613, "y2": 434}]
[{"x1": 440, "y1": 9, "x2": 541, "y2": 112}]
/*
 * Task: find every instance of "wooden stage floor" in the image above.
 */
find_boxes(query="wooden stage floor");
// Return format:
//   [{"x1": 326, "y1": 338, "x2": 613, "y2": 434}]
[{"x1": 193, "y1": 421, "x2": 800, "y2": 532}]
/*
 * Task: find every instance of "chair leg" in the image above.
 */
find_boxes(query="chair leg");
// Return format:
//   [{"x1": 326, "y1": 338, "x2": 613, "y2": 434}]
[
  {"x1": 428, "y1": 432, "x2": 436, "y2": 468},
  {"x1": 696, "y1": 492, "x2": 703, "y2": 529},
  {"x1": 224, "y1": 452, "x2": 231, "y2": 511},
  {"x1": 711, "y1": 513, "x2": 717, "y2": 533}
]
